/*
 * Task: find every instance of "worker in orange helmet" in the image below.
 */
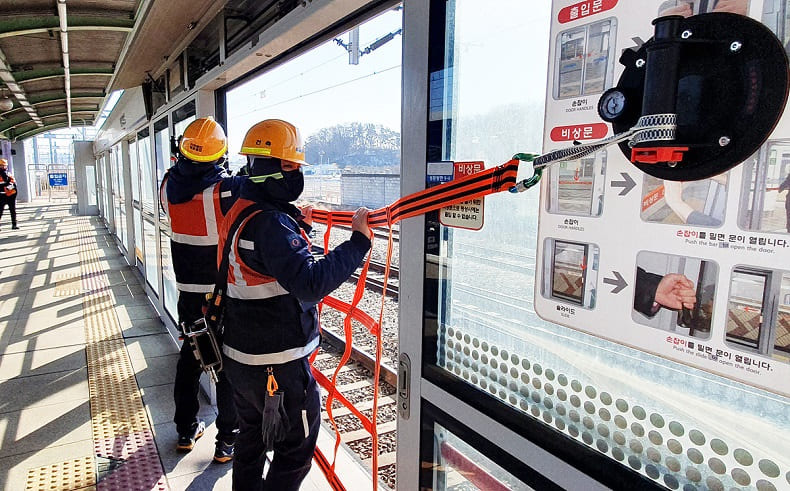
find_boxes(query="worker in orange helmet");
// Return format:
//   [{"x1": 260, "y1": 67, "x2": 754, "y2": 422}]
[
  {"x1": 218, "y1": 119, "x2": 371, "y2": 490},
  {"x1": 160, "y1": 117, "x2": 241, "y2": 462},
  {"x1": 0, "y1": 159, "x2": 19, "y2": 230}
]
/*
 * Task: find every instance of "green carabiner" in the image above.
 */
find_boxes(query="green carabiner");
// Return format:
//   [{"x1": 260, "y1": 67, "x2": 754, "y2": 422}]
[{"x1": 510, "y1": 152, "x2": 542, "y2": 193}]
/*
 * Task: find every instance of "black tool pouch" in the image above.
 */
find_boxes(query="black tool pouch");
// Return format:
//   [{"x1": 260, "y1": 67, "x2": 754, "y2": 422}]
[{"x1": 182, "y1": 317, "x2": 223, "y2": 383}]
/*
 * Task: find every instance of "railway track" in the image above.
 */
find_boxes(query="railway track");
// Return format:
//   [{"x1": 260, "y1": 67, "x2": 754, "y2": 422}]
[
  {"x1": 312, "y1": 244, "x2": 400, "y2": 298},
  {"x1": 354, "y1": 271, "x2": 399, "y2": 299},
  {"x1": 309, "y1": 222, "x2": 401, "y2": 488},
  {"x1": 321, "y1": 327, "x2": 398, "y2": 386},
  {"x1": 314, "y1": 341, "x2": 398, "y2": 490}
]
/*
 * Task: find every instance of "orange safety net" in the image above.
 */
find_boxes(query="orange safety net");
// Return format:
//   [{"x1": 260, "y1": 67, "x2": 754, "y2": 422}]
[{"x1": 308, "y1": 160, "x2": 520, "y2": 489}]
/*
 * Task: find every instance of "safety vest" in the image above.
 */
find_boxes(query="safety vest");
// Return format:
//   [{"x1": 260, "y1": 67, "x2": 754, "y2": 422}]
[
  {"x1": 218, "y1": 198, "x2": 290, "y2": 301},
  {"x1": 1, "y1": 174, "x2": 15, "y2": 197},
  {"x1": 162, "y1": 175, "x2": 233, "y2": 293},
  {"x1": 218, "y1": 198, "x2": 320, "y2": 365}
]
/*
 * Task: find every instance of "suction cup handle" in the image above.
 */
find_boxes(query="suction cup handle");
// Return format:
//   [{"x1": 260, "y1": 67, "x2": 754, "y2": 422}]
[{"x1": 642, "y1": 16, "x2": 683, "y2": 117}]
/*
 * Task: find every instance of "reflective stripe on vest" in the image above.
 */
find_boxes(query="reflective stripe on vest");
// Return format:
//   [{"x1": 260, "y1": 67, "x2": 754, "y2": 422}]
[
  {"x1": 222, "y1": 336, "x2": 320, "y2": 365},
  {"x1": 176, "y1": 281, "x2": 215, "y2": 293},
  {"x1": 226, "y1": 210, "x2": 289, "y2": 300},
  {"x1": 167, "y1": 183, "x2": 222, "y2": 246},
  {"x1": 226, "y1": 281, "x2": 288, "y2": 299}
]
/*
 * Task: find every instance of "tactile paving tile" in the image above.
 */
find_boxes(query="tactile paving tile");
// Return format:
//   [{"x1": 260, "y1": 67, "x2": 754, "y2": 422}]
[
  {"x1": 726, "y1": 307, "x2": 760, "y2": 341},
  {"x1": 54, "y1": 274, "x2": 83, "y2": 297},
  {"x1": 95, "y1": 431, "x2": 167, "y2": 490},
  {"x1": 775, "y1": 317, "x2": 790, "y2": 351},
  {"x1": 75, "y1": 218, "x2": 168, "y2": 490},
  {"x1": 86, "y1": 340, "x2": 150, "y2": 441},
  {"x1": 25, "y1": 456, "x2": 96, "y2": 491}
]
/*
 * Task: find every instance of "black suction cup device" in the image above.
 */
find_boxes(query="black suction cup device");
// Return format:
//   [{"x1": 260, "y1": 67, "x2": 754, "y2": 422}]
[{"x1": 598, "y1": 13, "x2": 789, "y2": 181}]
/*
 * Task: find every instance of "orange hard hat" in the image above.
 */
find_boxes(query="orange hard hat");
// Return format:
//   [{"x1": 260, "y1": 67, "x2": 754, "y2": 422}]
[
  {"x1": 179, "y1": 117, "x2": 228, "y2": 162},
  {"x1": 239, "y1": 119, "x2": 308, "y2": 166}
]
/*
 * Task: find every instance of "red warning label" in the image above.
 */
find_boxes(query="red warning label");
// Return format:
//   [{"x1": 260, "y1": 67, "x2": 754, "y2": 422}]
[
  {"x1": 550, "y1": 123, "x2": 608, "y2": 142},
  {"x1": 558, "y1": 0, "x2": 618, "y2": 24}
]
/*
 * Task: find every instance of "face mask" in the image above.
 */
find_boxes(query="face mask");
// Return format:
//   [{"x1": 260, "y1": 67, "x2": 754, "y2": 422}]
[{"x1": 249, "y1": 167, "x2": 304, "y2": 203}]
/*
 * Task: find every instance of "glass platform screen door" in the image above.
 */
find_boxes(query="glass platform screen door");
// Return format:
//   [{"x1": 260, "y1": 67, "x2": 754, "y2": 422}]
[{"x1": 398, "y1": 1, "x2": 661, "y2": 489}]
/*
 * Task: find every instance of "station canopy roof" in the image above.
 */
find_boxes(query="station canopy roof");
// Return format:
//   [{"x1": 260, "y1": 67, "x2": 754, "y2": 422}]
[{"x1": 0, "y1": 0, "x2": 225, "y2": 141}]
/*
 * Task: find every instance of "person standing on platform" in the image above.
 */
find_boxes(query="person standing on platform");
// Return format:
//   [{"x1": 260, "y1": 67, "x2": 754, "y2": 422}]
[
  {"x1": 160, "y1": 117, "x2": 241, "y2": 462},
  {"x1": 0, "y1": 159, "x2": 18, "y2": 230},
  {"x1": 218, "y1": 119, "x2": 371, "y2": 490}
]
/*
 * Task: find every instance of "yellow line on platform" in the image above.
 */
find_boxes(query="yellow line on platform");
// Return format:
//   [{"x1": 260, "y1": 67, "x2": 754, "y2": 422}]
[
  {"x1": 26, "y1": 217, "x2": 168, "y2": 490},
  {"x1": 25, "y1": 456, "x2": 96, "y2": 491}
]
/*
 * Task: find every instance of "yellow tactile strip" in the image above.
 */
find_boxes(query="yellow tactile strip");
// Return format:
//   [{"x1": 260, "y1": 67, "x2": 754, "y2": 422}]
[
  {"x1": 54, "y1": 274, "x2": 83, "y2": 297},
  {"x1": 76, "y1": 218, "x2": 168, "y2": 490},
  {"x1": 24, "y1": 218, "x2": 97, "y2": 491},
  {"x1": 25, "y1": 456, "x2": 96, "y2": 491},
  {"x1": 86, "y1": 339, "x2": 151, "y2": 440}
]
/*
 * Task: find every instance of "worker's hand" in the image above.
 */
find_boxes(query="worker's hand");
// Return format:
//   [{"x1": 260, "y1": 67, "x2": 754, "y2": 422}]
[
  {"x1": 300, "y1": 205, "x2": 313, "y2": 226},
  {"x1": 710, "y1": 172, "x2": 728, "y2": 186},
  {"x1": 351, "y1": 207, "x2": 371, "y2": 238},
  {"x1": 659, "y1": 3, "x2": 693, "y2": 17},
  {"x1": 712, "y1": 0, "x2": 748, "y2": 15},
  {"x1": 662, "y1": 181, "x2": 695, "y2": 223},
  {"x1": 655, "y1": 274, "x2": 697, "y2": 310}
]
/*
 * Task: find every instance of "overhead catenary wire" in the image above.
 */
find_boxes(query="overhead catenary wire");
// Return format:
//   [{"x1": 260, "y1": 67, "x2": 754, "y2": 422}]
[
  {"x1": 233, "y1": 28, "x2": 403, "y2": 118},
  {"x1": 234, "y1": 65, "x2": 401, "y2": 117}
]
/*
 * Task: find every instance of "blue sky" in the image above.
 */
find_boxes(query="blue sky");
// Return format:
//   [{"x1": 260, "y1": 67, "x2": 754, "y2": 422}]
[{"x1": 225, "y1": 8, "x2": 404, "y2": 159}]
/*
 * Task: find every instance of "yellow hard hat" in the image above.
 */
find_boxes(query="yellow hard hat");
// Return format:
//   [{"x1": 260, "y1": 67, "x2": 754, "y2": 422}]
[
  {"x1": 239, "y1": 119, "x2": 308, "y2": 166},
  {"x1": 179, "y1": 117, "x2": 228, "y2": 162},
  {"x1": 0, "y1": 158, "x2": 6, "y2": 166}
]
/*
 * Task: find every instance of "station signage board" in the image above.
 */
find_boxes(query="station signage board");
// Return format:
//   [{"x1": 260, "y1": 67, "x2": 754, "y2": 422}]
[
  {"x1": 536, "y1": 0, "x2": 790, "y2": 397},
  {"x1": 48, "y1": 172, "x2": 68, "y2": 187},
  {"x1": 440, "y1": 161, "x2": 485, "y2": 231}
]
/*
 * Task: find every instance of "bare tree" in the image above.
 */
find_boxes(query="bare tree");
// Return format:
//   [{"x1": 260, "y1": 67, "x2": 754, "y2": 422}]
[{"x1": 304, "y1": 123, "x2": 400, "y2": 170}]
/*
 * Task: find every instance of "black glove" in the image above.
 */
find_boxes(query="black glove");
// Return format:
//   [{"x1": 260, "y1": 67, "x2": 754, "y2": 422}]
[{"x1": 262, "y1": 391, "x2": 290, "y2": 452}]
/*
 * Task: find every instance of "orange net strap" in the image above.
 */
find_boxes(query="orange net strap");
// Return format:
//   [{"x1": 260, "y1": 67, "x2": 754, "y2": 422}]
[{"x1": 310, "y1": 160, "x2": 520, "y2": 489}]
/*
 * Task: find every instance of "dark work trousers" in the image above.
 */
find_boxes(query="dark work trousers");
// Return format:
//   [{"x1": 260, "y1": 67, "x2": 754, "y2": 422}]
[
  {"x1": 0, "y1": 194, "x2": 16, "y2": 228},
  {"x1": 173, "y1": 290, "x2": 238, "y2": 442},
  {"x1": 785, "y1": 200, "x2": 790, "y2": 233},
  {"x1": 224, "y1": 355, "x2": 321, "y2": 491}
]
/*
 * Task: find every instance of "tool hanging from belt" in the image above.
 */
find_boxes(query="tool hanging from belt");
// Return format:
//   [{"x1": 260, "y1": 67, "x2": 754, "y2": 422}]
[
  {"x1": 181, "y1": 205, "x2": 263, "y2": 383},
  {"x1": 262, "y1": 367, "x2": 289, "y2": 452}
]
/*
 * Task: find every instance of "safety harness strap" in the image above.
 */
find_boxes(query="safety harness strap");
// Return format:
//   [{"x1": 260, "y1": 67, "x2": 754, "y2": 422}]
[{"x1": 206, "y1": 203, "x2": 263, "y2": 329}]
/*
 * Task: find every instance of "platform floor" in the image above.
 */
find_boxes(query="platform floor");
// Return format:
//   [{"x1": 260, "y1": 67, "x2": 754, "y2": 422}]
[{"x1": 0, "y1": 202, "x2": 370, "y2": 490}]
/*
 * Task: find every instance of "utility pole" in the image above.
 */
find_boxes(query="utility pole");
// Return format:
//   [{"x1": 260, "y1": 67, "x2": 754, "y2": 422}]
[{"x1": 348, "y1": 27, "x2": 359, "y2": 65}]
